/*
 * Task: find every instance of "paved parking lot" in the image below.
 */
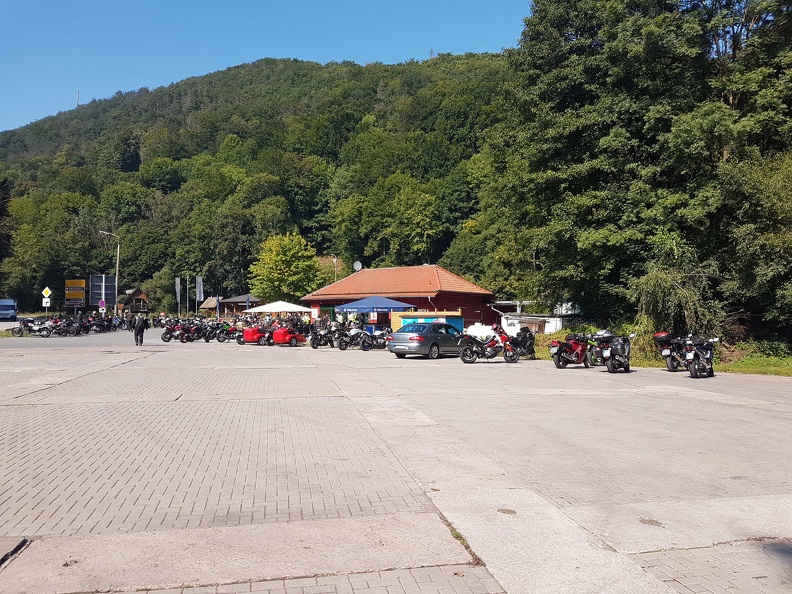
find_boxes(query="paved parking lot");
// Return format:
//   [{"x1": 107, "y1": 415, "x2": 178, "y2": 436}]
[{"x1": 0, "y1": 330, "x2": 790, "y2": 593}]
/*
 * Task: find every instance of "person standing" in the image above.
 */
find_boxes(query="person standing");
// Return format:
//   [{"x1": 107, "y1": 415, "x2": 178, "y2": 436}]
[{"x1": 133, "y1": 313, "x2": 148, "y2": 346}]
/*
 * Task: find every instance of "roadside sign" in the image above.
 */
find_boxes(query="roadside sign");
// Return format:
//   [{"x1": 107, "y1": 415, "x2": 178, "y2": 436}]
[
  {"x1": 42, "y1": 287, "x2": 52, "y2": 298},
  {"x1": 42, "y1": 298, "x2": 51, "y2": 307},
  {"x1": 98, "y1": 299, "x2": 106, "y2": 308},
  {"x1": 99, "y1": 307, "x2": 106, "y2": 314},
  {"x1": 65, "y1": 279, "x2": 86, "y2": 307}
]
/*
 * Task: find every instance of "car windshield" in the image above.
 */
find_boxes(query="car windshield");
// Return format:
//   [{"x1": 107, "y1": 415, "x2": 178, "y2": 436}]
[
  {"x1": 0, "y1": 305, "x2": 13, "y2": 311},
  {"x1": 398, "y1": 324, "x2": 426, "y2": 333}
]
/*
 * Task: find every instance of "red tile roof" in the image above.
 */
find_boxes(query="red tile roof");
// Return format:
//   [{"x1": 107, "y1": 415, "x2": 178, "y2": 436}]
[{"x1": 302, "y1": 265, "x2": 494, "y2": 300}]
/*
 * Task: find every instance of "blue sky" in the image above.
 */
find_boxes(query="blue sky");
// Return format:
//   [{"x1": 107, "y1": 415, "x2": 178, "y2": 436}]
[{"x1": 1, "y1": 1, "x2": 530, "y2": 132}]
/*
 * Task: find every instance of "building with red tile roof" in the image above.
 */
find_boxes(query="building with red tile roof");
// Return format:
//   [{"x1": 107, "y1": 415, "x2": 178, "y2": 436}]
[{"x1": 301, "y1": 264, "x2": 496, "y2": 325}]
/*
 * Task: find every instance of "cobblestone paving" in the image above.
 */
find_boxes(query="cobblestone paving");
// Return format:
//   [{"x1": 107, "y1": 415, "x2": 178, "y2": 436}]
[
  {"x1": 140, "y1": 565, "x2": 505, "y2": 594},
  {"x1": 0, "y1": 397, "x2": 431, "y2": 537},
  {"x1": 631, "y1": 539, "x2": 792, "y2": 593}
]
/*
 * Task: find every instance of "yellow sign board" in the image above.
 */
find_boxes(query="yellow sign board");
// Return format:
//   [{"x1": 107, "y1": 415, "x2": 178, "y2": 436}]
[{"x1": 65, "y1": 279, "x2": 86, "y2": 288}]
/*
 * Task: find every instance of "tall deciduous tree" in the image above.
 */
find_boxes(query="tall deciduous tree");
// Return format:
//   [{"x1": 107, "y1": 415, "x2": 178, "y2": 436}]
[{"x1": 248, "y1": 233, "x2": 321, "y2": 303}]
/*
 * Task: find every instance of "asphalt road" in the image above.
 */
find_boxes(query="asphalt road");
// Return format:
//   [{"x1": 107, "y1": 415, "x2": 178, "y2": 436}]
[{"x1": 0, "y1": 329, "x2": 789, "y2": 593}]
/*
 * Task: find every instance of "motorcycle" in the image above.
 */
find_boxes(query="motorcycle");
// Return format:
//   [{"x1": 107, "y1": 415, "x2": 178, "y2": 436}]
[
  {"x1": 684, "y1": 335, "x2": 719, "y2": 378},
  {"x1": 653, "y1": 332, "x2": 687, "y2": 372},
  {"x1": 370, "y1": 327, "x2": 392, "y2": 349},
  {"x1": 511, "y1": 327, "x2": 536, "y2": 359},
  {"x1": 310, "y1": 327, "x2": 335, "y2": 349},
  {"x1": 585, "y1": 330, "x2": 613, "y2": 366},
  {"x1": 12, "y1": 318, "x2": 51, "y2": 337},
  {"x1": 348, "y1": 326, "x2": 374, "y2": 351},
  {"x1": 160, "y1": 319, "x2": 181, "y2": 342},
  {"x1": 334, "y1": 327, "x2": 352, "y2": 350},
  {"x1": 459, "y1": 325, "x2": 519, "y2": 364},
  {"x1": 549, "y1": 333, "x2": 590, "y2": 368},
  {"x1": 215, "y1": 323, "x2": 238, "y2": 343},
  {"x1": 596, "y1": 332, "x2": 634, "y2": 373}
]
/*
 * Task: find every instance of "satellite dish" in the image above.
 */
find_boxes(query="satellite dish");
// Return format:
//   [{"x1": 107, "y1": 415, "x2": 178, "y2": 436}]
[{"x1": 353, "y1": 261, "x2": 362, "y2": 271}]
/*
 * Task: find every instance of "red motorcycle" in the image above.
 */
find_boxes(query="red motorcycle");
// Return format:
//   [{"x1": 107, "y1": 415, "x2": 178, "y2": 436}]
[
  {"x1": 160, "y1": 319, "x2": 181, "y2": 342},
  {"x1": 549, "y1": 333, "x2": 590, "y2": 368},
  {"x1": 459, "y1": 324, "x2": 519, "y2": 363}
]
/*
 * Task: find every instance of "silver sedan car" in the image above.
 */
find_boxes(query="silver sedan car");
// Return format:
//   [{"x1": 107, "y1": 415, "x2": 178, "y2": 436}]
[{"x1": 386, "y1": 322, "x2": 464, "y2": 359}]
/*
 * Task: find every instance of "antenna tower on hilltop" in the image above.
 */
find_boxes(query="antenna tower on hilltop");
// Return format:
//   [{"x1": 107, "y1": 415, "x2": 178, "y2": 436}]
[{"x1": 76, "y1": 89, "x2": 80, "y2": 107}]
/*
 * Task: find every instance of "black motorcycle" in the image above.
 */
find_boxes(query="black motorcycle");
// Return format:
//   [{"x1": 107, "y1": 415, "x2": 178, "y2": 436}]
[
  {"x1": 601, "y1": 333, "x2": 634, "y2": 373},
  {"x1": 653, "y1": 332, "x2": 687, "y2": 372},
  {"x1": 684, "y1": 336, "x2": 719, "y2": 378},
  {"x1": 511, "y1": 327, "x2": 536, "y2": 359},
  {"x1": 310, "y1": 327, "x2": 335, "y2": 349}
]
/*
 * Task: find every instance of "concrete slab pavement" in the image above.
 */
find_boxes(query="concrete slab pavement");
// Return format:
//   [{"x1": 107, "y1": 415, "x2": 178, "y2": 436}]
[
  {"x1": 0, "y1": 513, "x2": 470, "y2": 594},
  {"x1": 0, "y1": 334, "x2": 790, "y2": 593}
]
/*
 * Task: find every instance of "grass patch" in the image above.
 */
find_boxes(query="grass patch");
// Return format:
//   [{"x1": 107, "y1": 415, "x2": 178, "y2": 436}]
[{"x1": 719, "y1": 355, "x2": 792, "y2": 376}]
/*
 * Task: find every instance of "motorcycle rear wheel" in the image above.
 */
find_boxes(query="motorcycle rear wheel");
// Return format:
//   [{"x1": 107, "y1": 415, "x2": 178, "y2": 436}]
[
  {"x1": 665, "y1": 356, "x2": 678, "y2": 372},
  {"x1": 338, "y1": 339, "x2": 349, "y2": 351},
  {"x1": 310, "y1": 338, "x2": 319, "y2": 349},
  {"x1": 553, "y1": 353, "x2": 567, "y2": 369},
  {"x1": 217, "y1": 333, "x2": 227, "y2": 343},
  {"x1": 11, "y1": 327, "x2": 22, "y2": 337},
  {"x1": 460, "y1": 346, "x2": 478, "y2": 364},
  {"x1": 361, "y1": 337, "x2": 373, "y2": 352},
  {"x1": 41, "y1": 328, "x2": 51, "y2": 338},
  {"x1": 606, "y1": 359, "x2": 616, "y2": 373},
  {"x1": 689, "y1": 360, "x2": 700, "y2": 378},
  {"x1": 236, "y1": 334, "x2": 245, "y2": 346}
]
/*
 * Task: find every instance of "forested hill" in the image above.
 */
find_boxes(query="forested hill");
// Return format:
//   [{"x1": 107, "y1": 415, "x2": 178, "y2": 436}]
[
  {"x1": 0, "y1": 53, "x2": 510, "y2": 312},
  {"x1": 1, "y1": 0, "x2": 790, "y2": 340}
]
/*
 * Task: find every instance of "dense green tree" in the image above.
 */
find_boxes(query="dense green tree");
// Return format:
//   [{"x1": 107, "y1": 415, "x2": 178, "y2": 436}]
[{"x1": 248, "y1": 233, "x2": 321, "y2": 302}]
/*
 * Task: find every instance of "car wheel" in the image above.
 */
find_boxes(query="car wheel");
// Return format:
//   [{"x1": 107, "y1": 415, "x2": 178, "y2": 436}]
[
  {"x1": 426, "y1": 343, "x2": 440, "y2": 359},
  {"x1": 395, "y1": 353, "x2": 406, "y2": 359},
  {"x1": 258, "y1": 336, "x2": 268, "y2": 346},
  {"x1": 289, "y1": 337, "x2": 298, "y2": 347}
]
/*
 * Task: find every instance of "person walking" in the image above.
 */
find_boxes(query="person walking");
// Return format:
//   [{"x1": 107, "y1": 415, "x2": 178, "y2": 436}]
[{"x1": 133, "y1": 313, "x2": 149, "y2": 346}]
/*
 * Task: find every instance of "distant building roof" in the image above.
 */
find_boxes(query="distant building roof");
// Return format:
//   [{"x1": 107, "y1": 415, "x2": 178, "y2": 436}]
[
  {"x1": 199, "y1": 296, "x2": 223, "y2": 309},
  {"x1": 221, "y1": 293, "x2": 259, "y2": 304},
  {"x1": 302, "y1": 265, "x2": 494, "y2": 301}
]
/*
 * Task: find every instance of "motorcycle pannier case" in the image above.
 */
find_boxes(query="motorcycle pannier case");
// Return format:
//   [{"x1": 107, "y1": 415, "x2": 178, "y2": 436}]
[
  {"x1": 612, "y1": 341, "x2": 629, "y2": 356},
  {"x1": 653, "y1": 331, "x2": 671, "y2": 344}
]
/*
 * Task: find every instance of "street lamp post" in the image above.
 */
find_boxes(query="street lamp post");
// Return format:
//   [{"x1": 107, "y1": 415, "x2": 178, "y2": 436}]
[
  {"x1": 331, "y1": 254, "x2": 338, "y2": 283},
  {"x1": 99, "y1": 231, "x2": 120, "y2": 314}
]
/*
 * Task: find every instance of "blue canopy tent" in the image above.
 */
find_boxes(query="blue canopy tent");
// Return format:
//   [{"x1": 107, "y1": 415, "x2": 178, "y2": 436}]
[{"x1": 335, "y1": 296, "x2": 414, "y2": 313}]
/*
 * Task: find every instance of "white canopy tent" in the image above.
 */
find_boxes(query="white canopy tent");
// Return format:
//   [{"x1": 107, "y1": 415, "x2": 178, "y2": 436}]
[{"x1": 242, "y1": 300, "x2": 312, "y2": 314}]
